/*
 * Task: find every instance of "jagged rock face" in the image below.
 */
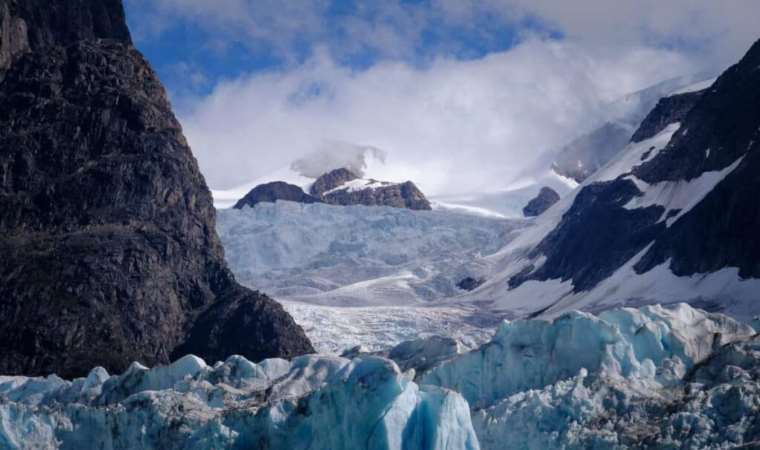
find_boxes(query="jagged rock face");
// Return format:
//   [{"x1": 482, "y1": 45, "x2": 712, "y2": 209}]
[
  {"x1": 509, "y1": 38, "x2": 760, "y2": 295},
  {"x1": 630, "y1": 89, "x2": 705, "y2": 143},
  {"x1": 309, "y1": 167, "x2": 358, "y2": 197},
  {"x1": 322, "y1": 179, "x2": 432, "y2": 210},
  {"x1": 308, "y1": 168, "x2": 432, "y2": 210},
  {"x1": 0, "y1": 0, "x2": 313, "y2": 378},
  {"x1": 632, "y1": 40, "x2": 760, "y2": 278},
  {"x1": 0, "y1": 0, "x2": 132, "y2": 72},
  {"x1": 233, "y1": 181, "x2": 321, "y2": 209},
  {"x1": 522, "y1": 187, "x2": 560, "y2": 217}
]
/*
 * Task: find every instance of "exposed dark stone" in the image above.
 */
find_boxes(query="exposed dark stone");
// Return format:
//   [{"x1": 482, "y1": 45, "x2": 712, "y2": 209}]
[
  {"x1": 456, "y1": 277, "x2": 485, "y2": 291},
  {"x1": 631, "y1": 39, "x2": 760, "y2": 278},
  {"x1": 0, "y1": 0, "x2": 131, "y2": 72},
  {"x1": 322, "y1": 180, "x2": 432, "y2": 210},
  {"x1": 522, "y1": 186, "x2": 560, "y2": 217},
  {"x1": 510, "y1": 38, "x2": 760, "y2": 294},
  {"x1": 630, "y1": 89, "x2": 705, "y2": 143},
  {"x1": 0, "y1": 0, "x2": 313, "y2": 378},
  {"x1": 308, "y1": 167, "x2": 432, "y2": 210},
  {"x1": 551, "y1": 121, "x2": 634, "y2": 183},
  {"x1": 309, "y1": 168, "x2": 358, "y2": 197},
  {"x1": 509, "y1": 179, "x2": 666, "y2": 292},
  {"x1": 234, "y1": 181, "x2": 321, "y2": 209}
]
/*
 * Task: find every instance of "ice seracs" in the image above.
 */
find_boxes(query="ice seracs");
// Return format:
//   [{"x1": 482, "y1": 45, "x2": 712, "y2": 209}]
[
  {"x1": 421, "y1": 303, "x2": 759, "y2": 449},
  {"x1": 2, "y1": 303, "x2": 757, "y2": 450},
  {"x1": 0, "y1": 354, "x2": 479, "y2": 450}
]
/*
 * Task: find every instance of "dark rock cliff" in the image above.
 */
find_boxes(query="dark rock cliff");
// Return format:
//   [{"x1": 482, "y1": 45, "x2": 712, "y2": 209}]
[
  {"x1": 509, "y1": 39, "x2": 760, "y2": 298},
  {"x1": 238, "y1": 167, "x2": 433, "y2": 210},
  {"x1": 630, "y1": 89, "x2": 705, "y2": 143},
  {"x1": 311, "y1": 168, "x2": 432, "y2": 210},
  {"x1": 309, "y1": 167, "x2": 358, "y2": 197},
  {"x1": 234, "y1": 181, "x2": 321, "y2": 209},
  {"x1": 522, "y1": 187, "x2": 560, "y2": 217},
  {"x1": 0, "y1": 0, "x2": 313, "y2": 377}
]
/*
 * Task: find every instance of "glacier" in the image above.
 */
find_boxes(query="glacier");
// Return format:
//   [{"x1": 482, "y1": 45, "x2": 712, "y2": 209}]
[
  {"x1": 0, "y1": 354, "x2": 478, "y2": 450},
  {"x1": 2, "y1": 303, "x2": 758, "y2": 450},
  {"x1": 421, "y1": 303, "x2": 760, "y2": 449},
  {"x1": 216, "y1": 201, "x2": 523, "y2": 307}
]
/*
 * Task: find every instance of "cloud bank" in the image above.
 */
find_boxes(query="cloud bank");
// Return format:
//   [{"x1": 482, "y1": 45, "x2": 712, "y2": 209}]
[
  {"x1": 290, "y1": 142, "x2": 387, "y2": 178},
  {"x1": 125, "y1": 0, "x2": 758, "y2": 195},
  {"x1": 179, "y1": 39, "x2": 696, "y2": 194}
]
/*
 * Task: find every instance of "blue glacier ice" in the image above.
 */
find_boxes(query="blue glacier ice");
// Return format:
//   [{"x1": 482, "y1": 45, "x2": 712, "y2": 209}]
[
  {"x1": 421, "y1": 303, "x2": 759, "y2": 449},
  {"x1": 1, "y1": 303, "x2": 758, "y2": 450},
  {"x1": 0, "y1": 355, "x2": 478, "y2": 450}
]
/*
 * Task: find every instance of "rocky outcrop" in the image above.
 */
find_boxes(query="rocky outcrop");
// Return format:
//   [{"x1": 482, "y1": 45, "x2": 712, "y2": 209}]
[
  {"x1": 306, "y1": 168, "x2": 432, "y2": 210},
  {"x1": 322, "y1": 179, "x2": 432, "y2": 210},
  {"x1": 522, "y1": 187, "x2": 560, "y2": 217},
  {"x1": 457, "y1": 277, "x2": 485, "y2": 291},
  {"x1": 0, "y1": 0, "x2": 313, "y2": 378},
  {"x1": 233, "y1": 181, "x2": 321, "y2": 209},
  {"x1": 309, "y1": 167, "x2": 358, "y2": 197},
  {"x1": 630, "y1": 89, "x2": 705, "y2": 143}
]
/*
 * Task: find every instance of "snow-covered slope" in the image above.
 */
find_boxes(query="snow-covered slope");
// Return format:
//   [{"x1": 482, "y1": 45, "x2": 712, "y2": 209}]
[
  {"x1": 550, "y1": 73, "x2": 716, "y2": 184},
  {"x1": 218, "y1": 201, "x2": 524, "y2": 307},
  {"x1": 0, "y1": 354, "x2": 479, "y2": 450},
  {"x1": 461, "y1": 40, "x2": 760, "y2": 322}
]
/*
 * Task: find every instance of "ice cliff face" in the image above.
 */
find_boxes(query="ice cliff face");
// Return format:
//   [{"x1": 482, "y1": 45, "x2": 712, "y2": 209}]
[
  {"x1": 0, "y1": 354, "x2": 479, "y2": 450},
  {"x1": 2, "y1": 303, "x2": 757, "y2": 450},
  {"x1": 422, "y1": 303, "x2": 760, "y2": 449}
]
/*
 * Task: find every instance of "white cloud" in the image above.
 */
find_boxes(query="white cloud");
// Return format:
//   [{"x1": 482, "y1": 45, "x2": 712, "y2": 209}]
[
  {"x1": 179, "y1": 38, "x2": 696, "y2": 195},
  {"x1": 131, "y1": 0, "x2": 757, "y2": 195}
]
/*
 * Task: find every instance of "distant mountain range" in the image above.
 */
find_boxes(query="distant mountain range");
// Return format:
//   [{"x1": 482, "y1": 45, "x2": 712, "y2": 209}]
[{"x1": 232, "y1": 167, "x2": 432, "y2": 211}]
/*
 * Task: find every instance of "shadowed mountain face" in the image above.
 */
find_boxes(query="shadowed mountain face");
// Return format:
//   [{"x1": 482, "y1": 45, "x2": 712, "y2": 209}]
[
  {"x1": 522, "y1": 187, "x2": 560, "y2": 217},
  {"x1": 510, "y1": 38, "x2": 760, "y2": 296},
  {"x1": 234, "y1": 181, "x2": 322, "y2": 209},
  {"x1": 0, "y1": 0, "x2": 313, "y2": 377}
]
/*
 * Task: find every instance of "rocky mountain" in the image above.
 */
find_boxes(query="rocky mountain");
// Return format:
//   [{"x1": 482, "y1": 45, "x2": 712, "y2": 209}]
[
  {"x1": 234, "y1": 166, "x2": 433, "y2": 211},
  {"x1": 310, "y1": 168, "x2": 432, "y2": 210},
  {"x1": 551, "y1": 74, "x2": 715, "y2": 183},
  {"x1": 522, "y1": 186, "x2": 560, "y2": 217},
  {"x1": 464, "y1": 38, "x2": 760, "y2": 322},
  {"x1": 233, "y1": 181, "x2": 321, "y2": 209},
  {"x1": 0, "y1": 0, "x2": 313, "y2": 378}
]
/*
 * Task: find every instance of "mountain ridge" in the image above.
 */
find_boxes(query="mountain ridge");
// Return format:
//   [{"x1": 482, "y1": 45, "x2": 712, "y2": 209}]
[{"x1": 0, "y1": 0, "x2": 313, "y2": 377}]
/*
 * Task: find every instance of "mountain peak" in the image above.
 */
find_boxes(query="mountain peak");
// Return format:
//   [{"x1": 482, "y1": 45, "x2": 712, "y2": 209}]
[{"x1": 310, "y1": 168, "x2": 360, "y2": 197}]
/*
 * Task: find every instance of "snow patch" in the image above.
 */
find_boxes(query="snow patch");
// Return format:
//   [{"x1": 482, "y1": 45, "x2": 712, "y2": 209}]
[{"x1": 624, "y1": 156, "x2": 744, "y2": 226}]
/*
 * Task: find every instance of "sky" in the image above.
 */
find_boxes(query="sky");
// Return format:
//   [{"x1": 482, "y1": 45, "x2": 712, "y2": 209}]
[{"x1": 123, "y1": 0, "x2": 759, "y2": 195}]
